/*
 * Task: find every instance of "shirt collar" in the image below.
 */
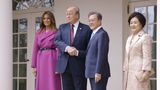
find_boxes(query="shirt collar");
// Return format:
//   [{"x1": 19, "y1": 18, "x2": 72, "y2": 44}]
[
  {"x1": 73, "y1": 21, "x2": 79, "y2": 30},
  {"x1": 93, "y1": 26, "x2": 102, "y2": 34}
]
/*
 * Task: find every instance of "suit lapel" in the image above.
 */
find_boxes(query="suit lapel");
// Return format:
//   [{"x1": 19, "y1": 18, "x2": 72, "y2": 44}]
[
  {"x1": 73, "y1": 23, "x2": 83, "y2": 44},
  {"x1": 87, "y1": 28, "x2": 102, "y2": 50},
  {"x1": 128, "y1": 30, "x2": 144, "y2": 55},
  {"x1": 130, "y1": 31, "x2": 144, "y2": 47},
  {"x1": 125, "y1": 30, "x2": 144, "y2": 65},
  {"x1": 39, "y1": 29, "x2": 54, "y2": 42}
]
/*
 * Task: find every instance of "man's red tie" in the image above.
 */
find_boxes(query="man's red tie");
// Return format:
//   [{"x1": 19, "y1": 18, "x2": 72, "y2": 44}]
[{"x1": 70, "y1": 24, "x2": 74, "y2": 45}]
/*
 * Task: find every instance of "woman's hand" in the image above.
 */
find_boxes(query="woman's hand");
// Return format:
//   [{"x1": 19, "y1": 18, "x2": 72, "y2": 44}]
[
  {"x1": 141, "y1": 71, "x2": 150, "y2": 82},
  {"x1": 32, "y1": 68, "x2": 37, "y2": 76}
]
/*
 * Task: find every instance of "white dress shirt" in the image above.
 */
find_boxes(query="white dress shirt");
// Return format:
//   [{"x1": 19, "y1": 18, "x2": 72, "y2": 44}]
[
  {"x1": 72, "y1": 21, "x2": 79, "y2": 37},
  {"x1": 90, "y1": 26, "x2": 102, "y2": 40}
]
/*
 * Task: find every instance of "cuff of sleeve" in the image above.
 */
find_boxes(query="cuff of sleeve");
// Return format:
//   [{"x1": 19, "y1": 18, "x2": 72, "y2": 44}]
[
  {"x1": 76, "y1": 50, "x2": 79, "y2": 56},
  {"x1": 142, "y1": 67, "x2": 151, "y2": 71},
  {"x1": 65, "y1": 46, "x2": 70, "y2": 52}
]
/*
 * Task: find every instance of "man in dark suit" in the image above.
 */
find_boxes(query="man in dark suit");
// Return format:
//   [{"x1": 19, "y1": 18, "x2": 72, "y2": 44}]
[
  {"x1": 54, "y1": 6, "x2": 92, "y2": 90},
  {"x1": 85, "y1": 11, "x2": 111, "y2": 90}
]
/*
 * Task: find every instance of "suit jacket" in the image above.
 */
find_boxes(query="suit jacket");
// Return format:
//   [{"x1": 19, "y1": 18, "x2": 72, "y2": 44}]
[
  {"x1": 85, "y1": 28, "x2": 110, "y2": 78},
  {"x1": 55, "y1": 22, "x2": 92, "y2": 77},
  {"x1": 123, "y1": 30, "x2": 152, "y2": 90}
]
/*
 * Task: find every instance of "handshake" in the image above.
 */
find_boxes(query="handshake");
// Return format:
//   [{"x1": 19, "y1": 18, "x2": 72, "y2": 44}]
[{"x1": 66, "y1": 46, "x2": 78, "y2": 56}]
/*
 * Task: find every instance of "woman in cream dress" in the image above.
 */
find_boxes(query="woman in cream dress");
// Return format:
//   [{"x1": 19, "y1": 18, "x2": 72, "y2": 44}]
[{"x1": 123, "y1": 12, "x2": 152, "y2": 90}]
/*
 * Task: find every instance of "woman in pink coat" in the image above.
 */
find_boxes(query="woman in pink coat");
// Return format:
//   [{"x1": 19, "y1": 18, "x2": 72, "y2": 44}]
[
  {"x1": 123, "y1": 12, "x2": 152, "y2": 90},
  {"x1": 31, "y1": 11, "x2": 61, "y2": 90}
]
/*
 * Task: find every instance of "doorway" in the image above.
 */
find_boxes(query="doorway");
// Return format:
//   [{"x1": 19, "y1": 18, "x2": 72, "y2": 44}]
[
  {"x1": 129, "y1": 0, "x2": 157, "y2": 90},
  {"x1": 12, "y1": 8, "x2": 53, "y2": 90}
]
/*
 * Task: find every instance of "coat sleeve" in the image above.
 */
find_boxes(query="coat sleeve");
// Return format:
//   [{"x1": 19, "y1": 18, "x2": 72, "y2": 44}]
[
  {"x1": 142, "y1": 34, "x2": 152, "y2": 71},
  {"x1": 123, "y1": 51, "x2": 128, "y2": 71},
  {"x1": 54, "y1": 25, "x2": 68, "y2": 52},
  {"x1": 123, "y1": 37, "x2": 129, "y2": 71},
  {"x1": 96, "y1": 32, "x2": 109, "y2": 74},
  {"x1": 31, "y1": 32, "x2": 39, "y2": 68}
]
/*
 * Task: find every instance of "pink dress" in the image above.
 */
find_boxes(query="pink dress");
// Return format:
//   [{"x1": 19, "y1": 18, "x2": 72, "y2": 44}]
[{"x1": 31, "y1": 29, "x2": 61, "y2": 90}]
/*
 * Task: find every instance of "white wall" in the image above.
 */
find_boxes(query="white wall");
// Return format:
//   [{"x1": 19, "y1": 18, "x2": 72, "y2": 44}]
[
  {"x1": 0, "y1": 0, "x2": 12, "y2": 90},
  {"x1": 54, "y1": 0, "x2": 127, "y2": 90},
  {"x1": 157, "y1": 0, "x2": 160, "y2": 90}
]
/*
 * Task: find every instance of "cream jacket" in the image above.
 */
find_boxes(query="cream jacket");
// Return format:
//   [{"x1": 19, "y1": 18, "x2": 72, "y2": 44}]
[{"x1": 123, "y1": 30, "x2": 152, "y2": 90}]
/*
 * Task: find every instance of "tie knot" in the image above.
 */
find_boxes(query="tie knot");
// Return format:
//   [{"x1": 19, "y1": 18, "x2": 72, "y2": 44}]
[
  {"x1": 71, "y1": 24, "x2": 74, "y2": 28},
  {"x1": 70, "y1": 24, "x2": 74, "y2": 32}
]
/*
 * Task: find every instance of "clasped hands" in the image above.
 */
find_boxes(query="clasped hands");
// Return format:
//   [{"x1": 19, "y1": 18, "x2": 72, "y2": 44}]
[
  {"x1": 136, "y1": 70, "x2": 150, "y2": 82},
  {"x1": 66, "y1": 46, "x2": 78, "y2": 56},
  {"x1": 140, "y1": 71, "x2": 150, "y2": 82}
]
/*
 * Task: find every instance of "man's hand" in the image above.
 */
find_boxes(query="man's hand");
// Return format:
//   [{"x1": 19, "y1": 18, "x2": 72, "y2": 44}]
[
  {"x1": 95, "y1": 73, "x2": 101, "y2": 83},
  {"x1": 67, "y1": 46, "x2": 78, "y2": 56}
]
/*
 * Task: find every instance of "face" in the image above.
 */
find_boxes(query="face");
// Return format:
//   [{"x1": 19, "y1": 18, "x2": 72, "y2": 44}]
[
  {"x1": 66, "y1": 7, "x2": 79, "y2": 24},
  {"x1": 43, "y1": 14, "x2": 51, "y2": 27},
  {"x1": 129, "y1": 17, "x2": 142, "y2": 34},
  {"x1": 88, "y1": 14, "x2": 101, "y2": 30}
]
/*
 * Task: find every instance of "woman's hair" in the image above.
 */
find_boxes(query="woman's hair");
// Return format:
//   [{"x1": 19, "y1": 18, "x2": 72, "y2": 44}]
[
  {"x1": 40, "y1": 11, "x2": 57, "y2": 32},
  {"x1": 128, "y1": 12, "x2": 146, "y2": 28}
]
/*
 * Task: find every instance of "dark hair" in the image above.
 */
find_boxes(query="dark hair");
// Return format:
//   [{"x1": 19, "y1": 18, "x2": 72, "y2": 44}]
[
  {"x1": 88, "y1": 11, "x2": 102, "y2": 20},
  {"x1": 128, "y1": 12, "x2": 146, "y2": 28},
  {"x1": 40, "y1": 11, "x2": 57, "y2": 32}
]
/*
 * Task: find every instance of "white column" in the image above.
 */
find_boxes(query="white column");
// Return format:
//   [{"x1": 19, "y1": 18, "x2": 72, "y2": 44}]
[
  {"x1": 157, "y1": 0, "x2": 160, "y2": 90},
  {"x1": 0, "y1": 0, "x2": 12, "y2": 90}
]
